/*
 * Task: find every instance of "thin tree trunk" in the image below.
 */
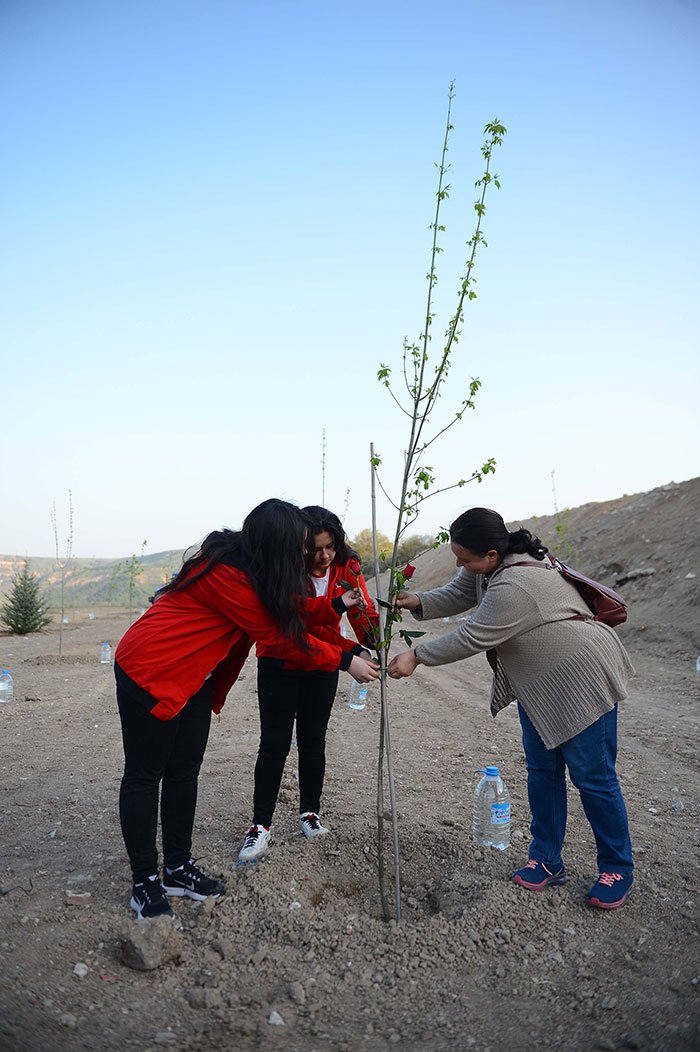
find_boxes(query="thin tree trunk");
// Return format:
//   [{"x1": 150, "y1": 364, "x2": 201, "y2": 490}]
[{"x1": 371, "y1": 442, "x2": 401, "y2": 922}]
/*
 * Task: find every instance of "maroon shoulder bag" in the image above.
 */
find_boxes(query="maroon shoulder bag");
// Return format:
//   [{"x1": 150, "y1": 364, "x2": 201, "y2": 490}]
[{"x1": 489, "y1": 551, "x2": 627, "y2": 628}]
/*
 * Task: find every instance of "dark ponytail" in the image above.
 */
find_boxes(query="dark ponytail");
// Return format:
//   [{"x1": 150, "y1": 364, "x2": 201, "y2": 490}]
[
  {"x1": 157, "y1": 499, "x2": 313, "y2": 651},
  {"x1": 449, "y1": 507, "x2": 547, "y2": 561},
  {"x1": 506, "y1": 526, "x2": 547, "y2": 558}
]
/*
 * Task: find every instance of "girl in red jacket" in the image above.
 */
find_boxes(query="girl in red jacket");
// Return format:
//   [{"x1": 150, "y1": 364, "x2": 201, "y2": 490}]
[
  {"x1": 239, "y1": 506, "x2": 379, "y2": 860},
  {"x1": 115, "y1": 499, "x2": 379, "y2": 918}
]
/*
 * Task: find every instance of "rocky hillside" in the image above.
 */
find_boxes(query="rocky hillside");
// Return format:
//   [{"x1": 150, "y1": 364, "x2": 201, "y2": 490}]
[
  {"x1": 390, "y1": 477, "x2": 700, "y2": 660},
  {"x1": 0, "y1": 549, "x2": 185, "y2": 608}
]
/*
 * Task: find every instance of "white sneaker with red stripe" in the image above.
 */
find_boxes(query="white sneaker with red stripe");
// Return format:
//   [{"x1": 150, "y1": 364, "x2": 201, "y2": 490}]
[
  {"x1": 238, "y1": 824, "x2": 271, "y2": 861},
  {"x1": 300, "y1": 812, "x2": 328, "y2": 839}
]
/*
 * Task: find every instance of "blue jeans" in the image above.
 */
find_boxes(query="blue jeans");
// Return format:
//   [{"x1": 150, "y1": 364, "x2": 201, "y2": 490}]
[{"x1": 518, "y1": 703, "x2": 633, "y2": 875}]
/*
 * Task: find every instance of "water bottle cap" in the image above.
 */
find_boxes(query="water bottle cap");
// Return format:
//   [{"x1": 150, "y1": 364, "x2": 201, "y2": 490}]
[
  {"x1": 1, "y1": 669, "x2": 10, "y2": 674},
  {"x1": 485, "y1": 765, "x2": 500, "y2": 776}
]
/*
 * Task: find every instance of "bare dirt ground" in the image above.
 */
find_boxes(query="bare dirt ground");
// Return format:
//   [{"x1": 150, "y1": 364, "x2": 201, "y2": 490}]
[{"x1": 1, "y1": 479, "x2": 699, "y2": 1052}]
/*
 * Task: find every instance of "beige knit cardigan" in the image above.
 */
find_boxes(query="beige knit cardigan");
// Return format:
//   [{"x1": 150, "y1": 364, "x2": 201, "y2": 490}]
[{"x1": 411, "y1": 552, "x2": 634, "y2": 748}]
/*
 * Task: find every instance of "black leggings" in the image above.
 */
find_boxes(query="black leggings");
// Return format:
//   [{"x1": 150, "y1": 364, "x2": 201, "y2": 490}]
[
  {"x1": 253, "y1": 660, "x2": 339, "y2": 827},
  {"x1": 117, "y1": 680, "x2": 212, "y2": 882}
]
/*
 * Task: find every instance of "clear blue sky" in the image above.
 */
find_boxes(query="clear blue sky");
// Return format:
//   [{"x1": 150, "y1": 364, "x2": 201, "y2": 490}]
[{"x1": 2, "y1": 0, "x2": 698, "y2": 558}]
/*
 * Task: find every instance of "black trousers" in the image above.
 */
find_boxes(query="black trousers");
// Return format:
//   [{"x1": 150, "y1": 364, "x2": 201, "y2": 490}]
[
  {"x1": 253, "y1": 660, "x2": 339, "y2": 827},
  {"x1": 117, "y1": 679, "x2": 212, "y2": 882}
]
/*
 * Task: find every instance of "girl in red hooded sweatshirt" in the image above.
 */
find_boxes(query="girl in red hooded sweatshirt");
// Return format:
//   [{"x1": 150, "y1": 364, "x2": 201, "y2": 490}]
[
  {"x1": 238, "y1": 506, "x2": 379, "y2": 860},
  {"x1": 115, "y1": 500, "x2": 379, "y2": 918}
]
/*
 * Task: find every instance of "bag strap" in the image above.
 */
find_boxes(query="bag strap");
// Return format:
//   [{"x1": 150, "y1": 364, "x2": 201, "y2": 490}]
[
  {"x1": 486, "y1": 558, "x2": 547, "y2": 586},
  {"x1": 485, "y1": 553, "x2": 593, "y2": 622}
]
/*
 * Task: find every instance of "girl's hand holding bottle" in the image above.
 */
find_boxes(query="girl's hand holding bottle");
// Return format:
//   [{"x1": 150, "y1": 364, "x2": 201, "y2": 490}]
[{"x1": 348, "y1": 655, "x2": 381, "y2": 683}]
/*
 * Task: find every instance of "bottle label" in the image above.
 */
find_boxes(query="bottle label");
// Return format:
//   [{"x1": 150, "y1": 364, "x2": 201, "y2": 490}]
[{"x1": 490, "y1": 803, "x2": 510, "y2": 824}]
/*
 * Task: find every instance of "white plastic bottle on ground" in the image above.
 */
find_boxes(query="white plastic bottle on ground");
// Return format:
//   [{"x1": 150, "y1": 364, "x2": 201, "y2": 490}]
[
  {"x1": 348, "y1": 680, "x2": 368, "y2": 711},
  {"x1": 473, "y1": 766, "x2": 511, "y2": 850},
  {"x1": 0, "y1": 670, "x2": 14, "y2": 703},
  {"x1": 100, "y1": 642, "x2": 111, "y2": 664}
]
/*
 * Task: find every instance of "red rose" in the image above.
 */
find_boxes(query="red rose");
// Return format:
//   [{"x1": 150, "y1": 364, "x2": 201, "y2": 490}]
[
  {"x1": 403, "y1": 563, "x2": 416, "y2": 579},
  {"x1": 349, "y1": 558, "x2": 362, "y2": 576}
]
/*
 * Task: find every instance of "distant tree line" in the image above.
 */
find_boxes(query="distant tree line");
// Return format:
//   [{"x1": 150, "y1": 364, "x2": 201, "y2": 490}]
[{"x1": 350, "y1": 531, "x2": 436, "y2": 574}]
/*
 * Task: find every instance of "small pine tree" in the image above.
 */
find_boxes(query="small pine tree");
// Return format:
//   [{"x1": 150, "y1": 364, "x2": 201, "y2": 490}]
[{"x1": 1, "y1": 561, "x2": 52, "y2": 635}]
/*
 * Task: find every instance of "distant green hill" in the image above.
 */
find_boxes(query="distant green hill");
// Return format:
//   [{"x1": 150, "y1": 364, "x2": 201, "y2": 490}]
[{"x1": 0, "y1": 550, "x2": 186, "y2": 608}]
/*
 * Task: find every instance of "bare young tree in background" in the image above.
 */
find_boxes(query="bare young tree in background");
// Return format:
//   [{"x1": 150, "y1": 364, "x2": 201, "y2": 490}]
[{"x1": 51, "y1": 490, "x2": 74, "y2": 658}]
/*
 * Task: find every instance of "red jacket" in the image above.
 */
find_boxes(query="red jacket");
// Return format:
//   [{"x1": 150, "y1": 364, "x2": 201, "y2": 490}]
[
  {"x1": 260, "y1": 560, "x2": 380, "y2": 669},
  {"x1": 255, "y1": 559, "x2": 378, "y2": 664},
  {"x1": 115, "y1": 562, "x2": 349, "y2": 721},
  {"x1": 253, "y1": 563, "x2": 376, "y2": 669}
]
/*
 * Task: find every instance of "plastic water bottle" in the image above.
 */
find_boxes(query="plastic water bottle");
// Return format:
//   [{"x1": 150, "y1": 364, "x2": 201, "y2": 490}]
[
  {"x1": 348, "y1": 680, "x2": 368, "y2": 711},
  {"x1": 340, "y1": 622, "x2": 347, "y2": 638},
  {"x1": 0, "y1": 670, "x2": 14, "y2": 704},
  {"x1": 88, "y1": 611, "x2": 95, "y2": 620},
  {"x1": 473, "y1": 766, "x2": 510, "y2": 850},
  {"x1": 100, "y1": 642, "x2": 111, "y2": 664},
  {"x1": 696, "y1": 653, "x2": 700, "y2": 675}
]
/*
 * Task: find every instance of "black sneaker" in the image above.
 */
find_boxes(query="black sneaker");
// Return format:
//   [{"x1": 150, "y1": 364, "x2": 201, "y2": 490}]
[
  {"x1": 162, "y1": 859, "x2": 225, "y2": 901},
  {"x1": 130, "y1": 875, "x2": 174, "y2": 919}
]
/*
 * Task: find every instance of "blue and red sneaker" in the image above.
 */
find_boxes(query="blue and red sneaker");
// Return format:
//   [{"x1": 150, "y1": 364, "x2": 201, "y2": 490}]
[
  {"x1": 587, "y1": 872, "x2": 633, "y2": 909},
  {"x1": 512, "y1": 859, "x2": 567, "y2": 890}
]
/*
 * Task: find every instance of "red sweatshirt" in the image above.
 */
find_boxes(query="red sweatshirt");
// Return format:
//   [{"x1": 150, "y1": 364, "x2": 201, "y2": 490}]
[
  {"x1": 115, "y1": 562, "x2": 351, "y2": 720},
  {"x1": 259, "y1": 559, "x2": 380, "y2": 669}
]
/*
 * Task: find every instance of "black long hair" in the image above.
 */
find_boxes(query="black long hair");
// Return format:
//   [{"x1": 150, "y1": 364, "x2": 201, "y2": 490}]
[
  {"x1": 301, "y1": 505, "x2": 357, "y2": 568},
  {"x1": 450, "y1": 507, "x2": 547, "y2": 561},
  {"x1": 157, "y1": 498, "x2": 313, "y2": 650}
]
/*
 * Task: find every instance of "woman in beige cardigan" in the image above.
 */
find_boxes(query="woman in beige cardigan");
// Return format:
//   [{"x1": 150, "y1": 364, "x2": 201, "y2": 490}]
[{"x1": 388, "y1": 507, "x2": 634, "y2": 910}]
